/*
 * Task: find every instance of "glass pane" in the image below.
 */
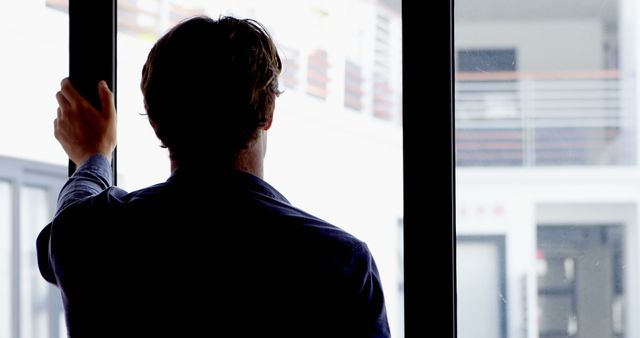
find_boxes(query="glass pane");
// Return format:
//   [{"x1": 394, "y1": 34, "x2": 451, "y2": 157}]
[
  {"x1": 0, "y1": 181, "x2": 11, "y2": 338},
  {"x1": 116, "y1": 0, "x2": 403, "y2": 336},
  {"x1": 0, "y1": 2, "x2": 69, "y2": 337},
  {"x1": 20, "y1": 187, "x2": 53, "y2": 338},
  {"x1": 455, "y1": 0, "x2": 630, "y2": 338},
  {"x1": 0, "y1": 1, "x2": 68, "y2": 166}
]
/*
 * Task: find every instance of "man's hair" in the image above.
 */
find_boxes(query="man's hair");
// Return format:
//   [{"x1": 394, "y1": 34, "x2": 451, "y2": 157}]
[{"x1": 141, "y1": 16, "x2": 282, "y2": 166}]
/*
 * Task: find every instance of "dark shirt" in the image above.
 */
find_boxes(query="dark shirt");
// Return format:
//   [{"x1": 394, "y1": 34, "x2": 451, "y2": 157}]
[{"x1": 37, "y1": 155, "x2": 390, "y2": 337}]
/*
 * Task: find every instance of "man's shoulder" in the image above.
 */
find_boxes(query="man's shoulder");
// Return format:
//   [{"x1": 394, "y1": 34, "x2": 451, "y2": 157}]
[
  {"x1": 233, "y1": 175, "x2": 369, "y2": 253},
  {"x1": 281, "y1": 206, "x2": 363, "y2": 246},
  {"x1": 257, "y1": 201, "x2": 369, "y2": 264}
]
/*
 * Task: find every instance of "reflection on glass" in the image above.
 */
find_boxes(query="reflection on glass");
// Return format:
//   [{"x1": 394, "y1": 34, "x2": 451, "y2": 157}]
[
  {"x1": 455, "y1": 0, "x2": 631, "y2": 337},
  {"x1": 0, "y1": 181, "x2": 11, "y2": 338},
  {"x1": 116, "y1": 0, "x2": 403, "y2": 336}
]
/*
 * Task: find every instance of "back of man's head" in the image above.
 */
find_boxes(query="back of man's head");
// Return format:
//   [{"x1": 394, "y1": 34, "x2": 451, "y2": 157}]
[{"x1": 141, "y1": 16, "x2": 282, "y2": 167}]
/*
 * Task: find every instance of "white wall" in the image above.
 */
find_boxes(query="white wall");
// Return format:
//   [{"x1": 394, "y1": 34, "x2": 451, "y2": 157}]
[
  {"x1": 455, "y1": 20, "x2": 605, "y2": 71},
  {"x1": 457, "y1": 167, "x2": 640, "y2": 338}
]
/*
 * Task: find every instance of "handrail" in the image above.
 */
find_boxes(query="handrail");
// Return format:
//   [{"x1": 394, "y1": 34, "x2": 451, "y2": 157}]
[
  {"x1": 456, "y1": 69, "x2": 621, "y2": 81},
  {"x1": 454, "y1": 71, "x2": 630, "y2": 166}
]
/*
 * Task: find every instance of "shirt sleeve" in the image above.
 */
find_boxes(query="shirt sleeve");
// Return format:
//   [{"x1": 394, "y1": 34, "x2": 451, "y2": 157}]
[
  {"x1": 55, "y1": 155, "x2": 113, "y2": 215},
  {"x1": 37, "y1": 154, "x2": 113, "y2": 285},
  {"x1": 353, "y1": 243, "x2": 391, "y2": 338}
]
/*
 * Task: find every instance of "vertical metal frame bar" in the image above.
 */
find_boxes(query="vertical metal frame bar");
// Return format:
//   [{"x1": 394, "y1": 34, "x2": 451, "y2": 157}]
[
  {"x1": 68, "y1": 0, "x2": 117, "y2": 185},
  {"x1": 11, "y1": 179, "x2": 20, "y2": 338},
  {"x1": 402, "y1": 0, "x2": 456, "y2": 337}
]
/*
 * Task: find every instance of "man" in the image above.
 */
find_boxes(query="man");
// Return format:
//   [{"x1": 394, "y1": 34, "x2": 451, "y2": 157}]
[{"x1": 37, "y1": 15, "x2": 390, "y2": 337}]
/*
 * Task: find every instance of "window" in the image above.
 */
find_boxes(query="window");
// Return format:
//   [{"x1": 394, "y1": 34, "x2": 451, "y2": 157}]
[
  {"x1": 345, "y1": 60, "x2": 364, "y2": 111},
  {"x1": 0, "y1": 180, "x2": 10, "y2": 338},
  {"x1": 457, "y1": 49, "x2": 517, "y2": 72},
  {"x1": 0, "y1": 157, "x2": 67, "y2": 338},
  {"x1": 0, "y1": 2, "x2": 69, "y2": 337},
  {"x1": 0, "y1": 0, "x2": 404, "y2": 337},
  {"x1": 455, "y1": 0, "x2": 633, "y2": 337},
  {"x1": 116, "y1": 3, "x2": 403, "y2": 336}
]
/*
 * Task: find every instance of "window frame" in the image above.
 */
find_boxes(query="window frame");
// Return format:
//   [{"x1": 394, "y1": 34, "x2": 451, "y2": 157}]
[
  {"x1": 402, "y1": 1, "x2": 456, "y2": 337},
  {"x1": 68, "y1": 0, "x2": 117, "y2": 183}
]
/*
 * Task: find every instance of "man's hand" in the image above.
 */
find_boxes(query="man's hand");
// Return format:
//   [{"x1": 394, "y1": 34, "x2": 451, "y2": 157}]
[{"x1": 54, "y1": 78, "x2": 117, "y2": 166}]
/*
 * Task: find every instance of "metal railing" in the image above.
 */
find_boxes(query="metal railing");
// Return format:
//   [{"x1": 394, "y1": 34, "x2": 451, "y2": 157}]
[{"x1": 455, "y1": 70, "x2": 633, "y2": 166}]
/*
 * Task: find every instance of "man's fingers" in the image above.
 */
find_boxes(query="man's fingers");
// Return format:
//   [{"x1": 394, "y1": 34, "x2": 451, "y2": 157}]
[
  {"x1": 60, "y1": 78, "x2": 81, "y2": 99},
  {"x1": 56, "y1": 91, "x2": 70, "y2": 115},
  {"x1": 60, "y1": 77, "x2": 88, "y2": 110},
  {"x1": 53, "y1": 118, "x2": 61, "y2": 141},
  {"x1": 98, "y1": 81, "x2": 115, "y2": 118}
]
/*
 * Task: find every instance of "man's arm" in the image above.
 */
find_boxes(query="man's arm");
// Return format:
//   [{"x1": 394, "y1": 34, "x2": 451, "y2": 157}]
[
  {"x1": 56, "y1": 154, "x2": 113, "y2": 214},
  {"x1": 38, "y1": 154, "x2": 113, "y2": 285},
  {"x1": 37, "y1": 78, "x2": 117, "y2": 285}
]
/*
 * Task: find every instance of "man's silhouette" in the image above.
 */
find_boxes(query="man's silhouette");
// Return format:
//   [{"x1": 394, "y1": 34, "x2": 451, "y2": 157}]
[{"x1": 37, "y1": 15, "x2": 390, "y2": 337}]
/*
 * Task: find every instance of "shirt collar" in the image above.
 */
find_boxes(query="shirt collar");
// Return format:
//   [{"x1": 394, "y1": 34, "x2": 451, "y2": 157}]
[{"x1": 167, "y1": 167, "x2": 290, "y2": 204}]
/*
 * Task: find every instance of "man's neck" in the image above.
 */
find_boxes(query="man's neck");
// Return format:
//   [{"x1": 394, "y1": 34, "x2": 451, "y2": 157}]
[
  {"x1": 170, "y1": 139, "x2": 265, "y2": 179},
  {"x1": 233, "y1": 151, "x2": 263, "y2": 178},
  {"x1": 232, "y1": 131, "x2": 266, "y2": 178}
]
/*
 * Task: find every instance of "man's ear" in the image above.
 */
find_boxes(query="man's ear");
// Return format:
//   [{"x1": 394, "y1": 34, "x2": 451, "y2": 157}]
[
  {"x1": 263, "y1": 116, "x2": 273, "y2": 131},
  {"x1": 261, "y1": 104, "x2": 275, "y2": 131}
]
